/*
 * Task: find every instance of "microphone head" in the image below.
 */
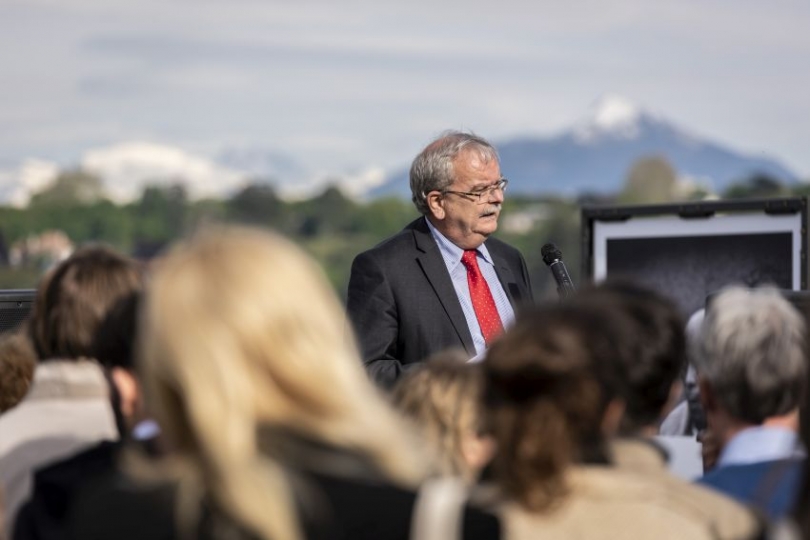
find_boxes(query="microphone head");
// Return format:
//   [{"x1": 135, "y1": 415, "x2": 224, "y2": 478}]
[{"x1": 541, "y1": 243, "x2": 562, "y2": 266}]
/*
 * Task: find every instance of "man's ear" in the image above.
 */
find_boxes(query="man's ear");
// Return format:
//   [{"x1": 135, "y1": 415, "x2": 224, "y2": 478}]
[{"x1": 426, "y1": 191, "x2": 445, "y2": 220}]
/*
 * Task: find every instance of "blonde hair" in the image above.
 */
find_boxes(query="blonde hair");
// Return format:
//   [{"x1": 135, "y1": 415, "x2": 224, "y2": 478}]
[
  {"x1": 139, "y1": 226, "x2": 425, "y2": 540},
  {"x1": 391, "y1": 349, "x2": 485, "y2": 482}
]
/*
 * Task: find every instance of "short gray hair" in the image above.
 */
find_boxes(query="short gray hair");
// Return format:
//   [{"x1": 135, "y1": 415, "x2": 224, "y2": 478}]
[
  {"x1": 409, "y1": 131, "x2": 499, "y2": 215},
  {"x1": 695, "y1": 286, "x2": 807, "y2": 424}
]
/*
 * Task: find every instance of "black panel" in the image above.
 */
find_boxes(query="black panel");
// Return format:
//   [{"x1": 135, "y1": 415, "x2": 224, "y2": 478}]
[{"x1": 606, "y1": 233, "x2": 792, "y2": 315}]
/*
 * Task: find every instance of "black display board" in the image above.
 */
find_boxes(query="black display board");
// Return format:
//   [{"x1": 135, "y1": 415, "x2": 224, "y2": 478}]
[{"x1": 581, "y1": 198, "x2": 808, "y2": 316}]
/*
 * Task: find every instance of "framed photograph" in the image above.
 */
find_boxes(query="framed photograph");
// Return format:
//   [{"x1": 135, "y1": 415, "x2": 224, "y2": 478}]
[{"x1": 581, "y1": 198, "x2": 807, "y2": 316}]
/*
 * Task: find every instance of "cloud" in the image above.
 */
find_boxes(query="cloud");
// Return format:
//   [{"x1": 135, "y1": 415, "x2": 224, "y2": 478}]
[
  {"x1": 0, "y1": 160, "x2": 59, "y2": 207},
  {"x1": 81, "y1": 142, "x2": 249, "y2": 203}
]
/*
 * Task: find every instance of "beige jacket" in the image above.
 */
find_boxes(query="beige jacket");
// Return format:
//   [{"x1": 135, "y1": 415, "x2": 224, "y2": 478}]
[
  {"x1": 0, "y1": 360, "x2": 119, "y2": 537},
  {"x1": 499, "y1": 463, "x2": 755, "y2": 540},
  {"x1": 610, "y1": 438, "x2": 760, "y2": 539}
]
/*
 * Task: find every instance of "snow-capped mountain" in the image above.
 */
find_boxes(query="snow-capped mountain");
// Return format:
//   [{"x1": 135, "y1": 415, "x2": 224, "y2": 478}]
[
  {"x1": 572, "y1": 94, "x2": 653, "y2": 143},
  {"x1": 371, "y1": 95, "x2": 798, "y2": 198}
]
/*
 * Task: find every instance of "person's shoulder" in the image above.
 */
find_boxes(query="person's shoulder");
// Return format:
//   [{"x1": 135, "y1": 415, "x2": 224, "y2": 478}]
[
  {"x1": 699, "y1": 459, "x2": 804, "y2": 501},
  {"x1": 651, "y1": 467, "x2": 762, "y2": 539},
  {"x1": 560, "y1": 466, "x2": 732, "y2": 538},
  {"x1": 700, "y1": 461, "x2": 782, "y2": 489},
  {"x1": 353, "y1": 219, "x2": 423, "y2": 261},
  {"x1": 301, "y1": 472, "x2": 500, "y2": 540},
  {"x1": 498, "y1": 469, "x2": 718, "y2": 540}
]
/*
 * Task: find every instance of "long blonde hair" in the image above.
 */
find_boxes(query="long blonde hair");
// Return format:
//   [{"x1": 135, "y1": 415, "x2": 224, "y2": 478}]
[{"x1": 139, "y1": 226, "x2": 425, "y2": 540}]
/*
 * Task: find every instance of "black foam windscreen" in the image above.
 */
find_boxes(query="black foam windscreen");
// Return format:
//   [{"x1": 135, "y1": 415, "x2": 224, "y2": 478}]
[{"x1": 541, "y1": 243, "x2": 563, "y2": 266}]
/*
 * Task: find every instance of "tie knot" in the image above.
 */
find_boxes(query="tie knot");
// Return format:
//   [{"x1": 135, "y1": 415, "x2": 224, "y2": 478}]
[{"x1": 461, "y1": 250, "x2": 478, "y2": 267}]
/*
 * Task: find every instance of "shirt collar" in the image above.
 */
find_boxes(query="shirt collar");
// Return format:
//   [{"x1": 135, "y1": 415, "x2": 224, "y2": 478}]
[
  {"x1": 424, "y1": 216, "x2": 494, "y2": 267},
  {"x1": 718, "y1": 426, "x2": 804, "y2": 467}
]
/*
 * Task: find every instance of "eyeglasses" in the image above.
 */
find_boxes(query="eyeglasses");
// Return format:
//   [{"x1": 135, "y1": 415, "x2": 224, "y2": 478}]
[{"x1": 441, "y1": 178, "x2": 509, "y2": 203}]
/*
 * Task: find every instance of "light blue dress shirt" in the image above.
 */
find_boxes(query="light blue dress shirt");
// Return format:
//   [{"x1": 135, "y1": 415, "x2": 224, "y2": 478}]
[
  {"x1": 425, "y1": 217, "x2": 515, "y2": 357},
  {"x1": 717, "y1": 426, "x2": 805, "y2": 467}
]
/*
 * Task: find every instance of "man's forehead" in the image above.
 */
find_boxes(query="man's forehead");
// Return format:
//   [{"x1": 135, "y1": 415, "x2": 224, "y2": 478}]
[{"x1": 452, "y1": 151, "x2": 500, "y2": 182}]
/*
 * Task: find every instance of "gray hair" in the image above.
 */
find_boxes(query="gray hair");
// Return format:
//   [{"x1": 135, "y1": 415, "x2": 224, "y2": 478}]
[
  {"x1": 695, "y1": 286, "x2": 807, "y2": 424},
  {"x1": 409, "y1": 131, "x2": 499, "y2": 215}
]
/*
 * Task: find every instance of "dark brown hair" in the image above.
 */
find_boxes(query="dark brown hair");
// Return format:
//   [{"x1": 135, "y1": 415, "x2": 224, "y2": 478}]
[
  {"x1": 483, "y1": 302, "x2": 631, "y2": 511},
  {"x1": 29, "y1": 245, "x2": 144, "y2": 361},
  {"x1": 579, "y1": 279, "x2": 686, "y2": 433}
]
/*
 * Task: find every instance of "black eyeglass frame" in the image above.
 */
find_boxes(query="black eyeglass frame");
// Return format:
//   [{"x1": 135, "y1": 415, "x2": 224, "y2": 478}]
[{"x1": 440, "y1": 178, "x2": 509, "y2": 203}]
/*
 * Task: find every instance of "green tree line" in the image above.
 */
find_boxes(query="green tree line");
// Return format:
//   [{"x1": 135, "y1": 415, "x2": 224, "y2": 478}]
[{"x1": 1, "y1": 162, "x2": 805, "y2": 299}]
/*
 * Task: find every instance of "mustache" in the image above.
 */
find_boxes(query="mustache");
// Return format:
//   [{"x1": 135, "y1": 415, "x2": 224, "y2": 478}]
[{"x1": 480, "y1": 204, "x2": 501, "y2": 217}]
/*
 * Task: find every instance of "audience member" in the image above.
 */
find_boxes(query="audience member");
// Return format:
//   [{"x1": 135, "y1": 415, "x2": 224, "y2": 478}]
[
  {"x1": 482, "y1": 301, "x2": 737, "y2": 539},
  {"x1": 391, "y1": 349, "x2": 493, "y2": 483},
  {"x1": 69, "y1": 226, "x2": 500, "y2": 540},
  {"x1": 0, "y1": 331, "x2": 36, "y2": 414},
  {"x1": 13, "y1": 292, "x2": 153, "y2": 540},
  {"x1": 0, "y1": 245, "x2": 144, "y2": 537},
  {"x1": 582, "y1": 281, "x2": 759, "y2": 538},
  {"x1": 695, "y1": 286, "x2": 806, "y2": 520}
]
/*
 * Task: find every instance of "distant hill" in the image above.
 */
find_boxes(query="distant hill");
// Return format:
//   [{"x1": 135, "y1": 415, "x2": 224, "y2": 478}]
[{"x1": 370, "y1": 95, "x2": 798, "y2": 198}]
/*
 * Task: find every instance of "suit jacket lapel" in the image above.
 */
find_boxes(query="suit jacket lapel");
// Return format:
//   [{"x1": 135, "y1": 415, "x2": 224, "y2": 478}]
[
  {"x1": 410, "y1": 219, "x2": 476, "y2": 356},
  {"x1": 488, "y1": 242, "x2": 523, "y2": 309}
]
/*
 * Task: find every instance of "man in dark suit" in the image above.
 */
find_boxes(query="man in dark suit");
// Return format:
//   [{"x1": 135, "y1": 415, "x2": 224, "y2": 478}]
[{"x1": 347, "y1": 131, "x2": 533, "y2": 387}]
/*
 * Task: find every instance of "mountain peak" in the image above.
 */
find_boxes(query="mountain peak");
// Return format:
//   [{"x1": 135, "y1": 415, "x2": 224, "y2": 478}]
[
  {"x1": 574, "y1": 94, "x2": 653, "y2": 142},
  {"x1": 591, "y1": 95, "x2": 642, "y2": 129}
]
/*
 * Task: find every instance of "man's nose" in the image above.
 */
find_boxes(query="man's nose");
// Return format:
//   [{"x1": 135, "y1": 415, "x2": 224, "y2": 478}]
[{"x1": 487, "y1": 185, "x2": 505, "y2": 203}]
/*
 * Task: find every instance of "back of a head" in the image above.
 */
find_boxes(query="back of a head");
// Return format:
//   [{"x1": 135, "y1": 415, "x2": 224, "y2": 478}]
[
  {"x1": 28, "y1": 245, "x2": 144, "y2": 362},
  {"x1": 391, "y1": 349, "x2": 485, "y2": 481},
  {"x1": 696, "y1": 286, "x2": 807, "y2": 424},
  {"x1": 579, "y1": 280, "x2": 686, "y2": 433},
  {"x1": 140, "y1": 226, "x2": 424, "y2": 540},
  {"x1": 93, "y1": 292, "x2": 141, "y2": 370},
  {"x1": 483, "y1": 302, "x2": 630, "y2": 511}
]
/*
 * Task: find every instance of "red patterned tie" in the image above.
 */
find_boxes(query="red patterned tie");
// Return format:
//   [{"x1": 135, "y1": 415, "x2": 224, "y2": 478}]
[{"x1": 461, "y1": 249, "x2": 504, "y2": 346}]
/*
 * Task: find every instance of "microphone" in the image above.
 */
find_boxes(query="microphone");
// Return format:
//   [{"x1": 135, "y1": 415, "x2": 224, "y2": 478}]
[{"x1": 541, "y1": 243, "x2": 576, "y2": 300}]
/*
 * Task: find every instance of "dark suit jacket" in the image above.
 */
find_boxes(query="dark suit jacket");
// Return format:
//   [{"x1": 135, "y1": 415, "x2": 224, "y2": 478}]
[{"x1": 347, "y1": 217, "x2": 533, "y2": 387}]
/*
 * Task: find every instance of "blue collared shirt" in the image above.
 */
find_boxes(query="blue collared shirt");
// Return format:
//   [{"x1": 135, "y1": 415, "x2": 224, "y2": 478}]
[
  {"x1": 717, "y1": 426, "x2": 804, "y2": 467},
  {"x1": 425, "y1": 217, "x2": 515, "y2": 357}
]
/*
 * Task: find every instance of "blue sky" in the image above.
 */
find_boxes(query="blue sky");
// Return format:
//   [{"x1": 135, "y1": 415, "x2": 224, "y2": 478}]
[{"x1": 1, "y1": 0, "x2": 809, "y2": 183}]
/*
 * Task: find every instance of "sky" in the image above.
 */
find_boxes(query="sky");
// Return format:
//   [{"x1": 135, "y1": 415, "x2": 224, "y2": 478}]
[{"x1": 1, "y1": 0, "x2": 809, "y2": 189}]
